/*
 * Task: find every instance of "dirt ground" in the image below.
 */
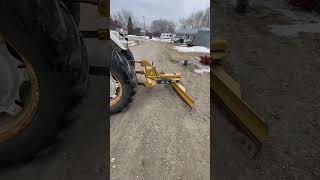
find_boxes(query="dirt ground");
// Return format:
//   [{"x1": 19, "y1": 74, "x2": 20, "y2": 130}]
[
  {"x1": 213, "y1": 0, "x2": 320, "y2": 179},
  {"x1": 110, "y1": 39, "x2": 210, "y2": 179}
]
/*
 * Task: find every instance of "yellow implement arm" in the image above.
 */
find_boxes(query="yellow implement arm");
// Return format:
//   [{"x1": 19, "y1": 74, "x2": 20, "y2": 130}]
[
  {"x1": 211, "y1": 40, "x2": 268, "y2": 147},
  {"x1": 136, "y1": 60, "x2": 194, "y2": 108}
]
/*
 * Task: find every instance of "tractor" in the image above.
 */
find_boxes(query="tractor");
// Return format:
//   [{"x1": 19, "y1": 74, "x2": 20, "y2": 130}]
[
  {"x1": 0, "y1": 0, "x2": 136, "y2": 165},
  {"x1": 0, "y1": 0, "x2": 193, "y2": 166}
]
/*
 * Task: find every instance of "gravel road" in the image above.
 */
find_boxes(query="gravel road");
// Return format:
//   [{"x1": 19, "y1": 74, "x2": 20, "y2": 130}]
[
  {"x1": 110, "y1": 40, "x2": 210, "y2": 179},
  {"x1": 213, "y1": 0, "x2": 320, "y2": 179}
]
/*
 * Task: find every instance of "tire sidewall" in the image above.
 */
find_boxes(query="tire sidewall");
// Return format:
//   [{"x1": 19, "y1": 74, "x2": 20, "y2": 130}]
[
  {"x1": 0, "y1": 1, "x2": 86, "y2": 165},
  {"x1": 110, "y1": 49, "x2": 137, "y2": 114}
]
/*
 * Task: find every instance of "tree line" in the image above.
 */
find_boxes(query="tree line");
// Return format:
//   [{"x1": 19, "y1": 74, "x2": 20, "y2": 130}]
[
  {"x1": 111, "y1": 7, "x2": 210, "y2": 36},
  {"x1": 179, "y1": 8, "x2": 210, "y2": 29},
  {"x1": 111, "y1": 9, "x2": 143, "y2": 35}
]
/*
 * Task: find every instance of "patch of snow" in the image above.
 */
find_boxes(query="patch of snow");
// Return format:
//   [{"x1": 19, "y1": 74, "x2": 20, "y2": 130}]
[
  {"x1": 111, "y1": 158, "x2": 116, "y2": 163},
  {"x1": 150, "y1": 38, "x2": 160, "y2": 41},
  {"x1": 120, "y1": 40, "x2": 135, "y2": 44},
  {"x1": 129, "y1": 42, "x2": 138, "y2": 47},
  {"x1": 180, "y1": 58, "x2": 210, "y2": 74},
  {"x1": 160, "y1": 39, "x2": 172, "y2": 42},
  {"x1": 127, "y1": 35, "x2": 142, "y2": 38},
  {"x1": 174, "y1": 46, "x2": 210, "y2": 53},
  {"x1": 194, "y1": 67, "x2": 210, "y2": 74},
  {"x1": 119, "y1": 40, "x2": 138, "y2": 47},
  {"x1": 149, "y1": 38, "x2": 172, "y2": 42}
]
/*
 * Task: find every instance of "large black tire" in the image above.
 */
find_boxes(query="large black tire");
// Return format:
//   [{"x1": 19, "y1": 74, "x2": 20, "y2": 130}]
[
  {"x1": 110, "y1": 48, "x2": 138, "y2": 114},
  {"x1": 0, "y1": 1, "x2": 88, "y2": 165},
  {"x1": 64, "y1": 0, "x2": 81, "y2": 26},
  {"x1": 121, "y1": 49, "x2": 136, "y2": 69}
]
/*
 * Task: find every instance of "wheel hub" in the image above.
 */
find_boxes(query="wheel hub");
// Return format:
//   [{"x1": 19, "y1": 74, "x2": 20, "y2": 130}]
[
  {"x1": 110, "y1": 73, "x2": 123, "y2": 108},
  {"x1": 110, "y1": 74, "x2": 119, "y2": 99},
  {"x1": 0, "y1": 34, "x2": 39, "y2": 143},
  {"x1": 0, "y1": 37, "x2": 28, "y2": 116}
]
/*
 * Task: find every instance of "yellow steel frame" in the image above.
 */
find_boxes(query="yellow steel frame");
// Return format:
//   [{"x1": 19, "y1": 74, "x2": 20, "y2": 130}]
[
  {"x1": 137, "y1": 60, "x2": 194, "y2": 108},
  {"x1": 212, "y1": 67, "x2": 268, "y2": 144},
  {"x1": 211, "y1": 40, "x2": 268, "y2": 145}
]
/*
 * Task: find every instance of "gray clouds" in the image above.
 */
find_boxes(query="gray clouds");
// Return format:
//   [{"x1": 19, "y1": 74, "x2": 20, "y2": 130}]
[{"x1": 111, "y1": 0, "x2": 210, "y2": 26}]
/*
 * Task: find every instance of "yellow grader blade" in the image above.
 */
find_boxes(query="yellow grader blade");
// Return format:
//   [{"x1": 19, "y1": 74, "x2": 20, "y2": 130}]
[
  {"x1": 171, "y1": 82, "x2": 194, "y2": 108},
  {"x1": 212, "y1": 66, "x2": 268, "y2": 144},
  {"x1": 211, "y1": 40, "x2": 268, "y2": 147},
  {"x1": 137, "y1": 60, "x2": 194, "y2": 108}
]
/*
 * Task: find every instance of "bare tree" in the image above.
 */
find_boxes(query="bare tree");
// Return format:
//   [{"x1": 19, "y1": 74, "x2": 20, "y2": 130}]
[
  {"x1": 112, "y1": 9, "x2": 142, "y2": 29},
  {"x1": 132, "y1": 18, "x2": 143, "y2": 29},
  {"x1": 112, "y1": 9, "x2": 133, "y2": 28},
  {"x1": 150, "y1": 19, "x2": 176, "y2": 37},
  {"x1": 193, "y1": 10, "x2": 204, "y2": 29},
  {"x1": 179, "y1": 18, "x2": 188, "y2": 29},
  {"x1": 201, "y1": 8, "x2": 210, "y2": 28},
  {"x1": 179, "y1": 8, "x2": 210, "y2": 29}
]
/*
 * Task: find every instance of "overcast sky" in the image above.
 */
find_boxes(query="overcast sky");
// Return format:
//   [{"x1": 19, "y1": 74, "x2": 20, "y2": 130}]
[{"x1": 111, "y1": 0, "x2": 210, "y2": 27}]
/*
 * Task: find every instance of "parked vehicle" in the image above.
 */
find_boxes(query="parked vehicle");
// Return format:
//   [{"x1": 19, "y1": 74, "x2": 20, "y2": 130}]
[
  {"x1": 160, "y1": 33, "x2": 174, "y2": 39},
  {"x1": 173, "y1": 35, "x2": 187, "y2": 43}
]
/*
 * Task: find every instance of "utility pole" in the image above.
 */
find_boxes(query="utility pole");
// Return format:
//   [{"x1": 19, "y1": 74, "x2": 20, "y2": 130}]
[{"x1": 143, "y1": 16, "x2": 146, "y2": 37}]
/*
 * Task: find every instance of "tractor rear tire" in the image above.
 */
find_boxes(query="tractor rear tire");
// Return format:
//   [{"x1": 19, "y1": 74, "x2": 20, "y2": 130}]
[
  {"x1": 110, "y1": 49, "x2": 138, "y2": 114},
  {"x1": 64, "y1": 0, "x2": 81, "y2": 26},
  {"x1": 0, "y1": 1, "x2": 88, "y2": 166}
]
